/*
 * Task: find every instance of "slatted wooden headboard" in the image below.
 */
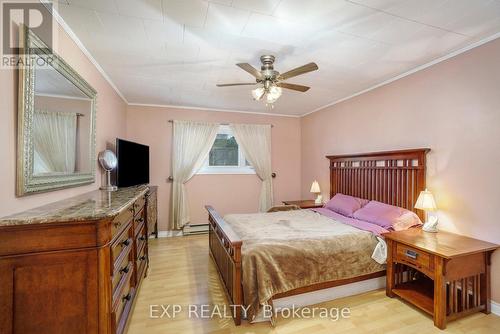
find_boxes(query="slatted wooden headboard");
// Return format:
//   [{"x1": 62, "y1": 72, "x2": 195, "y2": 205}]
[{"x1": 327, "y1": 148, "x2": 430, "y2": 220}]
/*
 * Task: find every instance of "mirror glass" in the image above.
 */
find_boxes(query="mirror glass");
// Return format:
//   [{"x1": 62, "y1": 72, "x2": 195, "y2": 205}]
[{"x1": 33, "y1": 56, "x2": 93, "y2": 176}]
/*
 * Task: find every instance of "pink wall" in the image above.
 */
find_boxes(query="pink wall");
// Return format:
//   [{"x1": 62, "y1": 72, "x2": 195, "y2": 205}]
[
  {"x1": 301, "y1": 38, "x2": 500, "y2": 302},
  {"x1": 0, "y1": 20, "x2": 127, "y2": 217},
  {"x1": 126, "y1": 106, "x2": 302, "y2": 231}
]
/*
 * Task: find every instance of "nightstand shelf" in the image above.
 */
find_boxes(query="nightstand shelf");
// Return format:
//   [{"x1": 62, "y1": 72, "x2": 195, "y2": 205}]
[
  {"x1": 392, "y1": 278, "x2": 434, "y2": 315},
  {"x1": 384, "y1": 228, "x2": 499, "y2": 330}
]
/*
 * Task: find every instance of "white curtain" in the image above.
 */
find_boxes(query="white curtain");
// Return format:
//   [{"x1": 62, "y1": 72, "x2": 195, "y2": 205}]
[
  {"x1": 33, "y1": 110, "x2": 77, "y2": 174},
  {"x1": 230, "y1": 123, "x2": 273, "y2": 212},
  {"x1": 171, "y1": 120, "x2": 219, "y2": 229}
]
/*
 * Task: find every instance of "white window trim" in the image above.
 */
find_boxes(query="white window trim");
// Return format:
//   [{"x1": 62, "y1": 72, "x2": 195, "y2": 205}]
[{"x1": 197, "y1": 125, "x2": 255, "y2": 175}]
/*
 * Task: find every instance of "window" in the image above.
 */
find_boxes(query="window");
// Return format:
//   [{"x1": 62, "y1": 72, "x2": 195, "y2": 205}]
[{"x1": 197, "y1": 125, "x2": 254, "y2": 174}]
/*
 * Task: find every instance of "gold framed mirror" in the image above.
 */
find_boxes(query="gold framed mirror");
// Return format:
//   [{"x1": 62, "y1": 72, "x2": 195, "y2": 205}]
[{"x1": 17, "y1": 25, "x2": 97, "y2": 196}]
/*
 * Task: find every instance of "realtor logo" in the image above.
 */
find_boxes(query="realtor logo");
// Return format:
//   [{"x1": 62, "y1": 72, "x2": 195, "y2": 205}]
[{"x1": 1, "y1": 1, "x2": 53, "y2": 57}]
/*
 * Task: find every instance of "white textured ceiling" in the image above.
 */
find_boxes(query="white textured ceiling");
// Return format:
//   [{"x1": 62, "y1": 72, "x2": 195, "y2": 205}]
[{"x1": 57, "y1": 0, "x2": 500, "y2": 116}]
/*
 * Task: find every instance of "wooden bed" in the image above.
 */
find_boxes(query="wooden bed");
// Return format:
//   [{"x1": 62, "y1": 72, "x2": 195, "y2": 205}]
[{"x1": 206, "y1": 148, "x2": 430, "y2": 325}]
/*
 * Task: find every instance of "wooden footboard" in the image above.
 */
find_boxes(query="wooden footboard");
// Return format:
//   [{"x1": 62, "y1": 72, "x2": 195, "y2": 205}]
[{"x1": 205, "y1": 205, "x2": 243, "y2": 325}]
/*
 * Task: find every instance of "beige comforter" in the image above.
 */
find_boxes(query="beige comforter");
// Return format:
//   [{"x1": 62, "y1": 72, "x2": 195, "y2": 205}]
[{"x1": 223, "y1": 209, "x2": 385, "y2": 321}]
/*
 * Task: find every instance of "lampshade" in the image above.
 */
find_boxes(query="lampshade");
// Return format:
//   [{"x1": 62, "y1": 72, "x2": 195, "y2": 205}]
[
  {"x1": 264, "y1": 86, "x2": 281, "y2": 104},
  {"x1": 268, "y1": 85, "x2": 282, "y2": 99},
  {"x1": 414, "y1": 189, "x2": 437, "y2": 211},
  {"x1": 310, "y1": 180, "x2": 321, "y2": 193},
  {"x1": 251, "y1": 87, "x2": 265, "y2": 101}
]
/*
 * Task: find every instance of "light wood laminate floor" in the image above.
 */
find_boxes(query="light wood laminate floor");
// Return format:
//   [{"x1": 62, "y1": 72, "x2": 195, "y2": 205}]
[{"x1": 127, "y1": 235, "x2": 500, "y2": 334}]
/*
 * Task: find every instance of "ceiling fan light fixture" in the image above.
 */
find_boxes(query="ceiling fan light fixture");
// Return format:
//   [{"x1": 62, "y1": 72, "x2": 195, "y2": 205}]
[
  {"x1": 251, "y1": 87, "x2": 265, "y2": 101},
  {"x1": 218, "y1": 55, "x2": 318, "y2": 107}
]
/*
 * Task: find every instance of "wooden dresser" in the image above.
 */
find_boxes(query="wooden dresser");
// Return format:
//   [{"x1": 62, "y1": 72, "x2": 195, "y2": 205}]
[
  {"x1": 384, "y1": 228, "x2": 499, "y2": 329},
  {"x1": 0, "y1": 185, "x2": 158, "y2": 334}
]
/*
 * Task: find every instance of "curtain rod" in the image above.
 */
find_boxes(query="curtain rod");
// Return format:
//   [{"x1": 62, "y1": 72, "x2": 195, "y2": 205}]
[{"x1": 168, "y1": 120, "x2": 273, "y2": 127}]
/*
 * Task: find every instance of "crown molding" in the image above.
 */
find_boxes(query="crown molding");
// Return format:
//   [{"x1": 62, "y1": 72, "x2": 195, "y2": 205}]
[
  {"x1": 302, "y1": 31, "x2": 500, "y2": 117},
  {"x1": 127, "y1": 102, "x2": 301, "y2": 118},
  {"x1": 40, "y1": 1, "x2": 128, "y2": 104}
]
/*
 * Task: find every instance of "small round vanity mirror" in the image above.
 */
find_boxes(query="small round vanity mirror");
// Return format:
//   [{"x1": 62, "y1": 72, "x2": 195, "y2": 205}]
[{"x1": 98, "y1": 150, "x2": 118, "y2": 191}]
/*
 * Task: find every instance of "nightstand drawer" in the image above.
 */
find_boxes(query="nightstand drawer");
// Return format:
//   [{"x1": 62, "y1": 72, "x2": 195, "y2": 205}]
[{"x1": 396, "y1": 243, "x2": 432, "y2": 272}]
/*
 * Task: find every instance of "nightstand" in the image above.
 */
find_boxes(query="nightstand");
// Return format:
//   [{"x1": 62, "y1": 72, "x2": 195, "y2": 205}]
[
  {"x1": 383, "y1": 228, "x2": 499, "y2": 329},
  {"x1": 282, "y1": 200, "x2": 323, "y2": 209}
]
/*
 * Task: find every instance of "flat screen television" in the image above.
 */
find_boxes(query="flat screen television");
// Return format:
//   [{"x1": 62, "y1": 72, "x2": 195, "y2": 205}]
[{"x1": 116, "y1": 138, "x2": 149, "y2": 187}]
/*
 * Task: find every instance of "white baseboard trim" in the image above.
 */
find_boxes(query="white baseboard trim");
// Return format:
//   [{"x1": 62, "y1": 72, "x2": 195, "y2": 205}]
[
  {"x1": 156, "y1": 231, "x2": 183, "y2": 238},
  {"x1": 491, "y1": 300, "x2": 500, "y2": 316}
]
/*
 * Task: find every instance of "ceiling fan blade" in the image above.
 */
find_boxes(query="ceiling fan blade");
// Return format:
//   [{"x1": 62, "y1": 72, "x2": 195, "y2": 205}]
[
  {"x1": 277, "y1": 82, "x2": 310, "y2": 92},
  {"x1": 216, "y1": 83, "x2": 257, "y2": 87},
  {"x1": 278, "y1": 62, "x2": 318, "y2": 80},
  {"x1": 236, "y1": 63, "x2": 262, "y2": 79}
]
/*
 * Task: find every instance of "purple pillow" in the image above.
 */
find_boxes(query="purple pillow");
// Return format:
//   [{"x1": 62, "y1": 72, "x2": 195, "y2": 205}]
[
  {"x1": 324, "y1": 193, "x2": 369, "y2": 217},
  {"x1": 353, "y1": 201, "x2": 421, "y2": 230}
]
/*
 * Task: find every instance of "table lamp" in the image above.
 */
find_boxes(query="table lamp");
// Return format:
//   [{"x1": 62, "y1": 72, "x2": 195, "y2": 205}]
[
  {"x1": 415, "y1": 188, "x2": 438, "y2": 232},
  {"x1": 310, "y1": 180, "x2": 322, "y2": 204}
]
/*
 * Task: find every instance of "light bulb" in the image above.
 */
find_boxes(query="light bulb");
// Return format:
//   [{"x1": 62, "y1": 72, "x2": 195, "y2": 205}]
[{"x1": 251, "y1": 87, "x2": 265, "y2": 101}]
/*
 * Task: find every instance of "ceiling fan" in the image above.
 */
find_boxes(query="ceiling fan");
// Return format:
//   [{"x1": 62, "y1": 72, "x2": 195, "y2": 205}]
[{"x1": 216, "y1": 55, "x2": 318, "y2": 106}]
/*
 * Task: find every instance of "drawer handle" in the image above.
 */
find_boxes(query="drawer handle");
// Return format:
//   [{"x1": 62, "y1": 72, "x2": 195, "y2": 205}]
[
  {"x1": 121, "y1": 239, "x2": 131, "y2": 247},
  {"x1": 114, "y1": 222, "x2": 122, "y2": 228},
  {"x1": 119, "y1": 265, "x2": 130, "y2": 274},
  {"x1": 137, "y1": 218, "x2": 144, "y2": 223},
  {"x1": 405, "y1": 249, "x2": 418, "y2": 260},
  {"x1": 128, "y1": 207, "x2": 134, "y2": 213},
  {"x1": 122, "y1": 293, "x2": 131, "y2": 303},
  {"x1": 139, "y1": 255, "x2": 146, "y2": 261},
  {"x1": 139, "y1": 236, "x2": 146, "y2": 241}
]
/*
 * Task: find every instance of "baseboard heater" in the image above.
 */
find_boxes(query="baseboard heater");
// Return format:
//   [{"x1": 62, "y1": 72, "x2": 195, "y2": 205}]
[{"x1": 182, "y1": 223, "x2": 209, "y2": 235}]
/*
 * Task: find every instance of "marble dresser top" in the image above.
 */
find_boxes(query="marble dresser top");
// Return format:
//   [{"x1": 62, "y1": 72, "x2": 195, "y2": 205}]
[{"x1": 0, "y1": 185, "x2": 149, "y2": 226}]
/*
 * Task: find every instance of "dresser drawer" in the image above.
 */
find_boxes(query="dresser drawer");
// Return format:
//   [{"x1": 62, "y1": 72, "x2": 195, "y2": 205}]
[
  {"x1": 133, "y1": 209, "x2": 145, "y2": 237},
  {"x1": 136, "y1": 243, "x2": 148, "y2": 281},
  {"x1": 112, "y1": 269, "x2": 135, "y2": 334},
  {"x1": 112, "y1": 250, "x2": 132, "y2": 294},
  {"x1": 133, "y1": 196, "x2": 146, "y2": 215},
  {"x1": 112, "y1": 258, "x2": 133, "y2": 306},
  {"x1": 111, "y1": 226, "x2": 133, "y2": 273},
  {"x1": 136, "y1": 242, "x2": 147, "y2": 265},
  {"x1": 396, "y1": 243, "x2": 433, "y2": 273},
  {"x1": 136, "y1": 222, "x2": 147, "y2": 252},
  {"x1": 112, "y1": 205, "x2": 134, "y2": 237}
]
